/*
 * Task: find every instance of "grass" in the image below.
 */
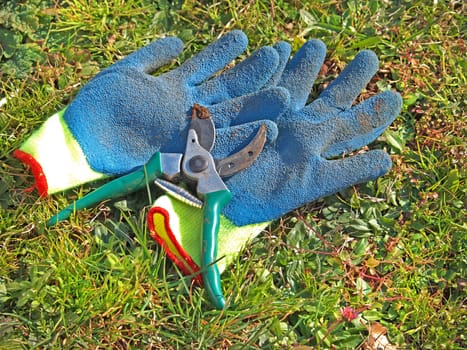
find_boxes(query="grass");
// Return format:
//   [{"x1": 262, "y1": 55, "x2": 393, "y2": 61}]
[{"x1": 0, "y1": 0, "x2": 466, "y2": 348}]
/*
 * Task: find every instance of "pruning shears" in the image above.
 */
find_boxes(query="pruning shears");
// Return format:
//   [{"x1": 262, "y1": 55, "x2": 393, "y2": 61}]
[{"x1": 47, "y1": 104, "x2": 266, "y2": 309}]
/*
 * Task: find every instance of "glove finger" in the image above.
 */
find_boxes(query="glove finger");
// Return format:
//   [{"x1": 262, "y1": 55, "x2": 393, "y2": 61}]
[
  {"x1": 211, "y1": 121, "x2": 278, "y2": 160},
  {"x1": 264, "y1": 41, "x2": 292, "y2": 87},
  {"x1": 111, "y1": 37, "x2": 184, "y2": 73},
  {"x1": 195, "y1": 46, "x2": 279, "y2": 103},
  {"x1": 279, "y1": 39, "x2": 326, "y2": 111},
  {"x1": 209, "y1": 87, "x2": 289, "y2": 128},
  {"x1": 318, "y1": 150, "x2": 392, "y2": 194},
  {"x1": 321, "y1": 90, "x2": 402, "y2": 158},
  {"x1": 315, "y1": 50, "x2": 379, "y2": 112},
  {"x1": 175, "y1": 30, "x2": 248, "y2": 85}
]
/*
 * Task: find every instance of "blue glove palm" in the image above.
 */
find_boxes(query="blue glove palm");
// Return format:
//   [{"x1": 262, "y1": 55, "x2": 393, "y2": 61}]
[
  {"x1": 219, "y1": 40, "x2": 403, "y2": 226},
  {"x1": 65, "y1": 30, "x2": 286, "y2": 175}
]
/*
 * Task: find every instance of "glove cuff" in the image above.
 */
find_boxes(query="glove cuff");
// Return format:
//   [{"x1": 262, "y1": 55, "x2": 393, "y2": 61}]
[
  {"x1": 13, "y1": 109, "x2": 106, "y2": 196},
  {"x1": 148, "y1": 195, "x2": 268, "y2": 280}
]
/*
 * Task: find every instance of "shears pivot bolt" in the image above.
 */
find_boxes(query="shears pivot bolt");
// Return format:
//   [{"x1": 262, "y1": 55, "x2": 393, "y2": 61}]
[{"x1": 189, "y1": 155, "x2": 209, "y2": 172}]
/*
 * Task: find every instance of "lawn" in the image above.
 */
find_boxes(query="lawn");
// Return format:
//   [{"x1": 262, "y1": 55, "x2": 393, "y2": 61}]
[{"x1": 0, "y1": 0, "x2": 465, "y2": 349}]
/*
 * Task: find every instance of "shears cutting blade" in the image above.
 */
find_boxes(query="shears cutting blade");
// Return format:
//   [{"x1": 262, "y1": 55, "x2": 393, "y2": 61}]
[{"x1": 47, "y1": 104, "x2": 266, "y2": 310}]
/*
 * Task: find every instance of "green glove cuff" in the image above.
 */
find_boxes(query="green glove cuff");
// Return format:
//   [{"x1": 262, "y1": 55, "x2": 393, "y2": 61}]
[
  {"x1": 13, "y1": 109, "x2": 106, "y2": 196},
  {"x1": 148, "y1": 195, "x2": 268, "y2": 279}
]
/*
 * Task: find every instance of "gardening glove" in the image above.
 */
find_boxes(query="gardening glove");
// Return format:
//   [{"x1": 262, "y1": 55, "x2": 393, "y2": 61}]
[
  {"x1": 149, "y1": 39, "x2": 403, "y2": 276},
  {"x1": 14, "y1": 30, "x2": 288, "y2": 196}
]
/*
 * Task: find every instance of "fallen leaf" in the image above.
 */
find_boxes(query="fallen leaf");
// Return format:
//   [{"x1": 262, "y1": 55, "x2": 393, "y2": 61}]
[{"x1": 363, "y1": 322, "x2": 397, "y2": 350}]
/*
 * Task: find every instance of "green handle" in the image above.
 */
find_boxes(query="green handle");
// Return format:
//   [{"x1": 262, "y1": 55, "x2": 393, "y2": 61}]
[
  {"x1": 202, "y1": 189, "x2": 232, "y2": 309},
  {"x1": 47, "y1": 152, "x2": 163, "y2": 227}
]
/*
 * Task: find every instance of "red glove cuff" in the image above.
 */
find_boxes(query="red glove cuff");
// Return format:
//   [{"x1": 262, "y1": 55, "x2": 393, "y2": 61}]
[
  {"x1": 148, "y1": 206, "x2": 203, "y2": 284},
  {"x1": 13, "y1": 149, "x2": 49, "y2": 197}
]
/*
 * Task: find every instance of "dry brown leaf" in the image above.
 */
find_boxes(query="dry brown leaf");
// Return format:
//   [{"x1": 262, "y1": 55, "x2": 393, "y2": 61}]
[{"x1": 362, "y1": 322, "x2": 397, "y2": 350}]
